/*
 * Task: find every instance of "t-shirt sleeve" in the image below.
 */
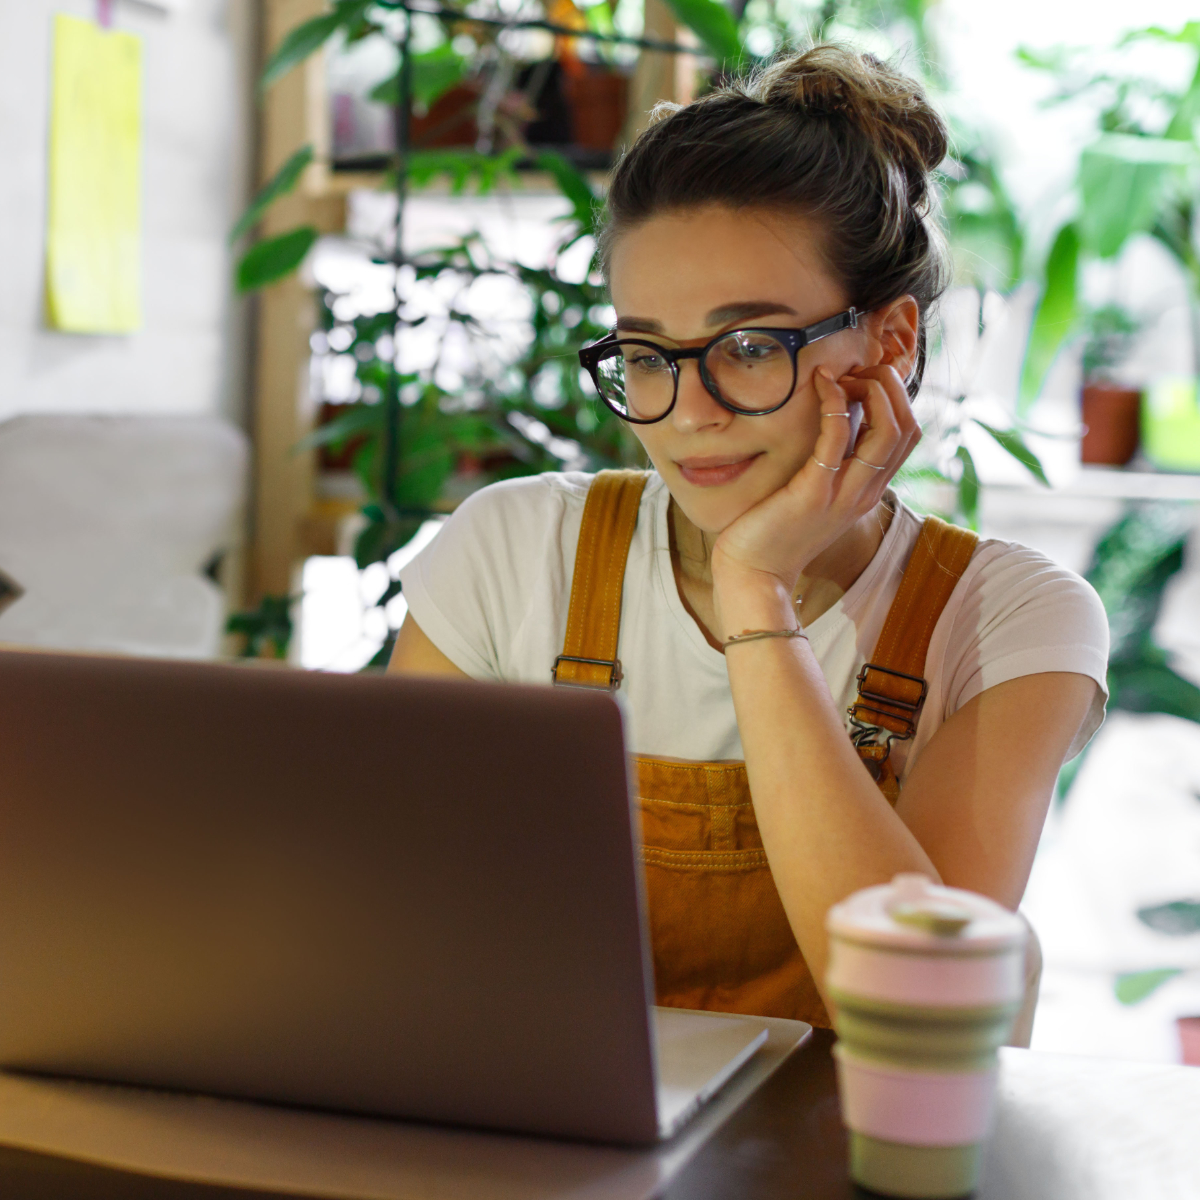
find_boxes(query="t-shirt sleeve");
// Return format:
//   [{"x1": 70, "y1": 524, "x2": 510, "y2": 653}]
[
  {"x1": 942, "y1": 543, "x2": 1111, "y2": 760},
  {"x1": 396, "y1": 474, "x2": 572, "y2": 680}
]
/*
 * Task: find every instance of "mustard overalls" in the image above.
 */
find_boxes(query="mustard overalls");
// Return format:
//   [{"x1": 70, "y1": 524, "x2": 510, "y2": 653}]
[{"x1": 552, "y1": 471, "x2": 978, "y2": 1030}]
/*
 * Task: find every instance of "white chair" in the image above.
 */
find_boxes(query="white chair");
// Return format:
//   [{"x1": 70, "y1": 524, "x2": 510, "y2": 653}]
[{"x1": 0, "y1": 415, "x2": 247, "y2": 659}]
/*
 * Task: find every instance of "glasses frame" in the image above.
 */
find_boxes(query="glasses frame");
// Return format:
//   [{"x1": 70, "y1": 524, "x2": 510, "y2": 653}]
[{"x1": 578, "y1": 307, "x2": 859, "y2": 425}]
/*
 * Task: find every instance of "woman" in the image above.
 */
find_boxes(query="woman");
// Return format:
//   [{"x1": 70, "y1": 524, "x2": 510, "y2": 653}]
[{"x1": 389, "y1": 46, "x2": 1109, "y2": 1031}]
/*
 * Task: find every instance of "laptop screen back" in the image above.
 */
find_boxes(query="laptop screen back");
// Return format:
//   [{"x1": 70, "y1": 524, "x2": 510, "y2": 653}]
[{"x1": 0, "y1": 652, "x2": 660, "y2": 1144}]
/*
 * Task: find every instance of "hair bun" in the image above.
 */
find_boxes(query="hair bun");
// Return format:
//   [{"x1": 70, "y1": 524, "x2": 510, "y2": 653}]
[{"x1": 755, "y1": 46, "x2": 948, "y2": 205}]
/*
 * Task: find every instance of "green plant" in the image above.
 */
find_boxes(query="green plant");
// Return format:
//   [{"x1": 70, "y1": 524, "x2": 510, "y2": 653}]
[
  {"x1": 1138, "y1": 899, "x2": 1200, "y2": 936},
  {"x1": 1085, "y1": 502, "x2": 1200, "y2": 723},
  {"x1": 1059, "y1": 503, "x2": 1200, "y2": 1007},
  {"x1": 226, "y1": 593, "x2": 298, "y2": 659},
  {"x1": 1019, "y1": 23, "x2": 1200, "y2": 407},
  {"x1": 230, "y1": 0, "x2": 741, "y2": 665},
  {"x1": 229, "y1": 0, "x2": 1053, "y2": 657},
  {"x1": 1053, "y1": 500, "x2": 1200, "y2": 808},
  {"x1": 1081, "y1": 304, "x2": 1141, "y2": 383},
  {"x1": 1115, "y1": 967, "x2": 1184, "y2": 1005}
]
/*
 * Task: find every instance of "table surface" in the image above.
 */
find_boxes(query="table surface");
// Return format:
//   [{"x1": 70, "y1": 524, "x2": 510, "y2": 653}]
[
  {"x1": 0, "y1": 1031, "x2": 846, "y2": 1200},
  {"x1": 1, "y1": 1030, "x2": 1198, "y2": 1200}
]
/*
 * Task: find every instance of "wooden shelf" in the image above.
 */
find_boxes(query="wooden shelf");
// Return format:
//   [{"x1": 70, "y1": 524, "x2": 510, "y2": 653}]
[
  {"x1": 304, "y1": 164, "x2": 610, "y2": 199},
  {"x1": 250, "y1": 0, "x2": 690, "y2": 597}
]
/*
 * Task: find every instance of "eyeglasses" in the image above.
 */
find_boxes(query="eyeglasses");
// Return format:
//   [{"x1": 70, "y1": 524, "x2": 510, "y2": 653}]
[{"x1": 578, "y1": 307, "x2": 859, "y2": 425}]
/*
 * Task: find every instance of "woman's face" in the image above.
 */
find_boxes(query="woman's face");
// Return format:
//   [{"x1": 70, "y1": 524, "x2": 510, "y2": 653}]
[{"x1": 607, "y1": 204, "x2": 881, "y2": 535}]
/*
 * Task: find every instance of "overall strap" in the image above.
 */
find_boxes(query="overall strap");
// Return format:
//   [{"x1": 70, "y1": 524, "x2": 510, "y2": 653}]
[
  {"x1": 552, "y1": 470, "x2": 649, "y2": 689},
  {"x1": 849, "y1": 515, "x2": 979, "y2": 797}
]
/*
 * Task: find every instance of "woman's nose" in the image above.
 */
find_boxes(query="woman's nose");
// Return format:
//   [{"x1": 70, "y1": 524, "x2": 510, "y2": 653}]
[{"x1": 671, "y1": 360, "x2": 732, "y2": 433}]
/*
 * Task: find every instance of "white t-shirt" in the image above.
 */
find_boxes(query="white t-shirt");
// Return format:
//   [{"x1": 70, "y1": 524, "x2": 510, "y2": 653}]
[{"x1": 399, "y1": 471, "x2": 1109, "y2": 777}]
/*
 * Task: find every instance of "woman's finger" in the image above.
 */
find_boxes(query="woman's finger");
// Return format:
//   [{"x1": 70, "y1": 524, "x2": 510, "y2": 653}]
[
  {"x1": 828, "y1": 375, "x2": 911, "y2": 511},
  {"x1": 844, "y1": 367, "x2": 916, "y2": 472},
  {"x1": 805, "y1": 368, "x2": 856, "y2": 485},
  {"x1": 840, "y1": 379, "x2": 901, "y2": 469}
]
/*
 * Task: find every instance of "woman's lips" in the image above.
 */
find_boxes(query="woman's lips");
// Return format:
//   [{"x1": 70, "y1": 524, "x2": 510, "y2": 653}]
[{"x1": 675, "y1": 454, "x2": 762, "y2": 487}]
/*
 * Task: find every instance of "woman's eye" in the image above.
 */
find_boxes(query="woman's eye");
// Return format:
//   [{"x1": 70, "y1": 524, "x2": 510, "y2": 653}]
[
  {"x1": 626, "y1": 350, "x2": 669, "y2": 373},
  {"x1": 724, "y1": 336, "x2": 780, "y2": 362}
]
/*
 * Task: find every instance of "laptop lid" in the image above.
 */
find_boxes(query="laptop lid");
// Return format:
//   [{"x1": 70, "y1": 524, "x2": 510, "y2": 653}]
[{"x1": 0, "y1": 651, "x2": 663, "y2": 1144}]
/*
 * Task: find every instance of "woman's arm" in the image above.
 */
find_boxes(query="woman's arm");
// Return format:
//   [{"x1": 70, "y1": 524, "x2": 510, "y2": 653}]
[
  {"x1": 896, "y1": 671, "x2": 1097, "y2": 907},
  {"x1": 713, "y1": 350, "x2": 1100, "y2": 1001},
  {"x1": 726, "y1": 612, "x2": 1095, "y2": 991},
  {"x1": 388, "y1": 615, "x2": 469, "y2": 678}
]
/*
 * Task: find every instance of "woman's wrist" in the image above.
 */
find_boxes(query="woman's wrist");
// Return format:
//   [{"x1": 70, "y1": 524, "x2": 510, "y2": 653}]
[{"x1": 712, "y1": 567, "x2": 798, "y2": 642}]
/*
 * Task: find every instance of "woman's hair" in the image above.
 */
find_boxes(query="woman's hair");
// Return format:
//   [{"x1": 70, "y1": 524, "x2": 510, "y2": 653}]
[{"x1": 599, "y1": 45, "x2": 950, "y2": 396}]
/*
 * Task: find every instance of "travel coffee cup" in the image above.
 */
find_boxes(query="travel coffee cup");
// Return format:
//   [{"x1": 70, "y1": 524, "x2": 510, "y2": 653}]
[{"x1": 826, "y1": 873, "x2": 1026, "y2": 1199}]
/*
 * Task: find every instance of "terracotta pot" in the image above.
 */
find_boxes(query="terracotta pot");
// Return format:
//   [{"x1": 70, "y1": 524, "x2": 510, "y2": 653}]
[
  {"x1": 410, "y1": 84, "x2": 479, "y2": 149},
  {"x1": 1081, "y1": 383, "x2": 1141, "y2": 466},
  {"x1": 564, "y1": 67, "x2": 628, "y2": 152},
  {"x1": 316, "y1": 401, "x2": 368, "y2": 473}
]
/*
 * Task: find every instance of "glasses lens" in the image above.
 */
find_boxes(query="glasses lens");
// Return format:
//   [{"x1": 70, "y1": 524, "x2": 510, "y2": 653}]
[
  {"x1": 594, "y1": 342, "x2": 675, "y2": 421},
  {"x1": 705, "y1": 331, "x2": 795, "y2": 412}
]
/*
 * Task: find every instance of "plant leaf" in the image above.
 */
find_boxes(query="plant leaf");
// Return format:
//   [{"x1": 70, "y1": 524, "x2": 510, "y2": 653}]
[
  {"x1": 261, "y1": 12, "x2": 342, "y2": 91},
  {"x1": 370, "y1": 43, "x2": 469, "y2": 110},
  {"x1": 536, "y1": 151, "x2": 598, "y2": 237},
  {"x1": 1078, "y1": 134, "x2": 1195, "y2": 259},
  {"x1": 1085, "y1": 504, "x2": 1192, "y2": 659},
  {"x1": 236, "y1": 226, "x2": 319, "y2": 293},
  {"x1": 353, "y1": 508, "x2": 428, "y2": 570},
  {"x1": 1166, "y1": 54, "x2": 1200, "y2": 141},
  {"x1": 1109, "y1": 658, "x2": 1200, "y2": 721},
  {"x1": 1019, "y1": 222, "x2": 1079, "y2": 411},
  {"x1": 229, "y1": 144, "x2": 314, "y2": 245},
  {"x1": 974, "y1": 420, "x2": 1050, "y2": 486},
  {"x1": 955, "y1": 444, "x2": 979, "y2": 528},
  {"x1": 1121, "y1": 21, "x2": 1200, "y2": 49},
  {"x1": 1136, "y1": 899, "x2": 1200, "y2": 936},
  {"x1": 261, "y1": 0, "x2": 374, "y2": 91},
  {"x1": 404, "y1": 148, "x2": 520, "y2": 195},
  {"x1": 660, "y1": 0, "x2": 744, "y2": 64},
  {"x1": 225, "y1": 593, "x2": 297, "y2": 659},
  {"x1": 297, "y1": 402, "x2": 382, "y2": 450},
  {"x1": 1114, "y1": 968, "x2": 1183, "y2": 1005}
]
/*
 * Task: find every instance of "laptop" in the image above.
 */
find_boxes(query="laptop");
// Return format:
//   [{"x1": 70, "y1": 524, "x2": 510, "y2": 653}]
[{"x1": 0, "y1": 649, "x2": 780, "y2": 1145}]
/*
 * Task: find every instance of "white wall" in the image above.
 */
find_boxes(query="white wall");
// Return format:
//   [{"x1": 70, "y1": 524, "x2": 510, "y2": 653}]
[{"x1": 0, "y1": 0, "x2": 257, "y2": 423}]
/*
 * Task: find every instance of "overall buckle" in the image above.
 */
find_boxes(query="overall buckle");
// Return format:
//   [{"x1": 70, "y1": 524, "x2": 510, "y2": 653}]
[
  {"x1": 849, "y1": 663, "x2": 927, "y2": 743},
  {"x1": 551, "y1": 655, "x2": 623, "y2": 690}
]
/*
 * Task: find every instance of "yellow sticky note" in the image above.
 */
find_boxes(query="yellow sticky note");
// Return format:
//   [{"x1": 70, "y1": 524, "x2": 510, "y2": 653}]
[{"x1": 46, "y1": 14, "x2": 143, "y2": 334}]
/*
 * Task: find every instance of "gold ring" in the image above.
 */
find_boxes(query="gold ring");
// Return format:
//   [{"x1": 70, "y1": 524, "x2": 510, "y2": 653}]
[
  {"x1": 811, "y1": 457, "x2": 840, "y2": 472},
  {"x1": 853, "y1": 455, "x2": 887, "y2": 471}
]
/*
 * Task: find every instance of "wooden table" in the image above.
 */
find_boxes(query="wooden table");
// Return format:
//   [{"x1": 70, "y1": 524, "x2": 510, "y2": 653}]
[{"x1": 0, "y1": 1030, "x2": 1197, "y2": 1200}]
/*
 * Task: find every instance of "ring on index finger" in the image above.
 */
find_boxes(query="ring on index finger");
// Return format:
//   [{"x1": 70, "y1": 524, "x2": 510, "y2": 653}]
[
  {"x1": 811, "y1": 457, "x2": 841, "y2": 472},
  {"x1": 821, "y1": 411, "x2": 852, "y2": 418},
  {"x1": 853, "y1": 455, "x2": 888, "y2": 471}
]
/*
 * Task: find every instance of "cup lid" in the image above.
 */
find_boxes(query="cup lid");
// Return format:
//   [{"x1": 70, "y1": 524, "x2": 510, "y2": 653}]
[{"x1": 826, "y1": 873, "x2": 1026, "y2": 953}]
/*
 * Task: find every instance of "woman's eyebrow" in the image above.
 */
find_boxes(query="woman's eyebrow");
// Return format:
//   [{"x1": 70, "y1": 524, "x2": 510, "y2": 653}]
[
  {"x1": 614, "y1": 301, "x2": 798, "y2": 335},
  {"x1": 705, "y1": 301, "x2": 798, "y2": 325}
]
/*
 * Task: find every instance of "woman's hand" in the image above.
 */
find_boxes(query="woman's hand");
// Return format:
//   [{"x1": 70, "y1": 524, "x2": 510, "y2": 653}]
[{"x1": 710, "y1": 363, "x2": 920, "y2": 637}]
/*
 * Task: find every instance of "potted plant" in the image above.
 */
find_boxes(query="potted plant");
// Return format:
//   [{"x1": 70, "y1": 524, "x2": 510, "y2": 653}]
[
  {"x1": 1019, "y1": 24, "x2": 1200, "y2": 420},
  {"x1": 1080, "y1": 305, "x2": 1141, "y2": 466}
]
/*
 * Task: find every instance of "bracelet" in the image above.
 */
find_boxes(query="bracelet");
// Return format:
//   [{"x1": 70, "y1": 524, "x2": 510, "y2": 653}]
[{"x1": 723, "y1": 628, "x2": 808, "y2": 649}]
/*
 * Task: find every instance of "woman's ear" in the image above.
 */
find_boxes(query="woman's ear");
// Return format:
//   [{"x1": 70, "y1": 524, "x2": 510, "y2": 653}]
[{"x1": 873, "y1": 296, "x2": 920, "y2": 380}]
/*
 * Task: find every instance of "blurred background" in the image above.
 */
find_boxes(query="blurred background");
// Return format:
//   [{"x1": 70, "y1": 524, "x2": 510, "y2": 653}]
[{"x1": 2, "y1": 0, "x2": 1199, "y2": 1064}]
